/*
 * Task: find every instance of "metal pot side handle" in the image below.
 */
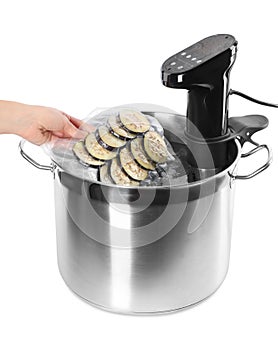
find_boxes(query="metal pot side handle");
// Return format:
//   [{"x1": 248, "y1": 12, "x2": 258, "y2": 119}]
[
  {"x1": 19, "y1": 138, "x2": 272, "y2": 179},
  {"x1": 19, "y1": 139, "x2": 55, "y2": 172},
  {"x1": 233, "y1": 143, "x2": 273, "y2": 180}
]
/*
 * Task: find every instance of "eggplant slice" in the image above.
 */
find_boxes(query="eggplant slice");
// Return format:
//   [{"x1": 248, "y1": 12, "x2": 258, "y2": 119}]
[
  {"x1": 99, "y1": 163, "x2": 114, "y2": 184},
  {"x1": 108, "y1": 114, "x2": 136, "y2": 140},
  {"x1": 144, "y1": 131, "x2": 168, "y2": 163},
  {"x1": 73, "y1": 140, "x2": 105, "y2": 167},
  {"x1": 85, "y1": 133, "x2": 117, "y2": 160},
  {"x1": 130, "y1": 137, "x2": 156, "y2": 170},
  {"x1": 119, "y1": 110, "x2": 150, "y2": 134},
  {"x1": 97, "y1": 125, "x2": 126, "y2": 149},
  {"x1": 119, "y1": 147, "x2": 148, "y2": 181},
  {"x1": 110, "y1": 158, "x2": 139, "y2": 186}
]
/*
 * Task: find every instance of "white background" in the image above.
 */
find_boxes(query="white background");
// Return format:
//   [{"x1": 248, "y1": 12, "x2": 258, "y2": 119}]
[{"x1": 0, "y1": 1, "x2": 277, "y2": 349}]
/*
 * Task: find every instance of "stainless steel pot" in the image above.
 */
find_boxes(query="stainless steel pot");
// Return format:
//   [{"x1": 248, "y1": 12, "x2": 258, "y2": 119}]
[{"x1": 19, "y1": 112, "x2": 271, "y2": 314}]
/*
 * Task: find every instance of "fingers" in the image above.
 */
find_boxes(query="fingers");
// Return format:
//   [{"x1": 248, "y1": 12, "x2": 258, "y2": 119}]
[
  {"x1": 68, "y1": 116, "x2": 84, "y2": 128},
  {"x1": 60, "y1": 111, "x2": 83, "y2": 128},
  {"x1": 79, "y1": 123, "x2": 96, "y2": 133},
  {"x1": 61, "y1": 111, "x2": 96, "y2": 133},
  {"x1": 63, "y1": 120, "x2": 88, "y2": 139},
  {"x1": 71, "y1": 117, "x2": 95, "y2": 133},
  {"x1": 64, "y1": 114, "x2": 83, "y2": 128},
  {"x1": 52, "y1": 131, "x2": 64, "y2": 138}
]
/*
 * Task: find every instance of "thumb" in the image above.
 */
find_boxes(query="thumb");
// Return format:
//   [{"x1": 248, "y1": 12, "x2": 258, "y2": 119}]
[{"x1": 63, "y1": 120, "x2": 88, "y2": 139}]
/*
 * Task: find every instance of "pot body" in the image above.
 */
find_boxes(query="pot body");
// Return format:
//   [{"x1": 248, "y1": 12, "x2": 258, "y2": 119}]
[
  {"x1": 18, "y1": 110, "x2": 271, "y2": 314},
  {"x1": 54, "y1": 137, "x2": 239, "y2": 314},
  {"x1": 55, "y1": 180, "x2": 235, "y2": 314}
]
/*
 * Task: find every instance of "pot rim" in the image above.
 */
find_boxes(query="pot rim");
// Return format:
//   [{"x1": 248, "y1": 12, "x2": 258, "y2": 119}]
[{"x1": 54, "y1": 139, "x2": 241, "y2": 190}]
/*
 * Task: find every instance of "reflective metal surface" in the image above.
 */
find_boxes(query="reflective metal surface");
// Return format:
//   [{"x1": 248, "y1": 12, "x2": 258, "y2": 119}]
[
  {"x1": 18, "y1": 112, "x2": 271, "y2": 314},
  {"x1": 55, "y1": 168, "x2": 235, "y2": 313},
  {"x1": 53, "y1": 112, "x2": 240, "y2": 314}
]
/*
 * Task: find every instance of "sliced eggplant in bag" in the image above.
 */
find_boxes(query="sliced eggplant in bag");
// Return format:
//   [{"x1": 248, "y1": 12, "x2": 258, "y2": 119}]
[
  {"x1": 110, "y1": 158, "x2": 139, "y2": 186},
  {"x1": 119, "y1": 110, "x2": 150, "y2": 133},
  {"x1": 144, "y1": 131, "x2": 168, "y2": 163},
  {"x1": 119, "y1": 147, "x2": 148, "y2": 181},
  {"x1": 73, "y1": 140, "x2": 105, "y2": 167},
  {"x1": 85, "y1": 133, "x2": 117, "y2": 160},
  {"x1": 96, "y1": 125, "x2": 126, "y2": 149},
  {"x1": 130, "y1": 137, "x2": 156, "y2": 170},
  {"x1": 108, "y1": 114, "x2": 136, "y2": 140},
  {"x1": 99, "y1": 163, "x2": 114, "y2": 184}
]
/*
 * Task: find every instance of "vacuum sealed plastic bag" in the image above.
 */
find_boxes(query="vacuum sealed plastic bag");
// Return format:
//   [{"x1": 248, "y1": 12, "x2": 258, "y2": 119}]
[{"x1": 42, "y1": 107, "x2": 188, "y2": 186}]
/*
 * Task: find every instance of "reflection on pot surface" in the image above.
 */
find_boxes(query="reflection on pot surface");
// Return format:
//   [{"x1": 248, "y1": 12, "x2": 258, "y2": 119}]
[{"x1": 20, "y1": 111, "x2": 271, "y2": 314}]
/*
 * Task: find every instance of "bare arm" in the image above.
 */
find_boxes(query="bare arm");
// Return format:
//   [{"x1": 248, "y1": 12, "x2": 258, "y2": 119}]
[{"x1": 0, "y1": 100, "x2": 87, "y2": 145}]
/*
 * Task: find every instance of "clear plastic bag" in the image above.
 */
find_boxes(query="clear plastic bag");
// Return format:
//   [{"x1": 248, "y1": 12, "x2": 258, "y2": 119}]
[{"x1": 42, "y1": 106, "x2": 188, "y2": 186}]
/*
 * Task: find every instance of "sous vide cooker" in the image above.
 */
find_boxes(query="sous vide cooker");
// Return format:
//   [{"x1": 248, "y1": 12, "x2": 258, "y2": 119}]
[{"x1": 19, "y1": 34, "x2": 273, "y2": 314}]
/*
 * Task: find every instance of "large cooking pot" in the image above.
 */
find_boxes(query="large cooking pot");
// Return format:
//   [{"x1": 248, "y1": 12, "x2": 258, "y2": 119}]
[{"x1": 19, "y1": 112, "x2": 271, "y2": 314}]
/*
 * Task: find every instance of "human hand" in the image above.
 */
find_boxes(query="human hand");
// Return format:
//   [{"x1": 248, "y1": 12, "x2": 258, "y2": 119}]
[
  {"x1": 16, "y1": 105, "x2": 89, "y2": 145},
  {"x1": 0, "y1": 101, "x2": 89, "y2": 145}
]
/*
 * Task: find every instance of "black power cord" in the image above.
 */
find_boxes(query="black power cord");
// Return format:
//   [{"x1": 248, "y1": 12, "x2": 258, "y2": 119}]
[{"x1": 229, "y1": 89, "x2": 278, "y2": 108}]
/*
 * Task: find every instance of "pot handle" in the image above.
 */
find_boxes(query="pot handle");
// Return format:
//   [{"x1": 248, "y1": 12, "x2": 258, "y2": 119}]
[
  {"x1": 233, "y1": 143, "x2": 272, "y2": 180},
  {"x1": 19, "y1": 139, "x2": 55, "y2": 172}
]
